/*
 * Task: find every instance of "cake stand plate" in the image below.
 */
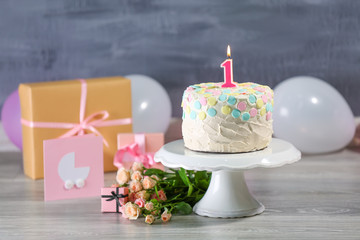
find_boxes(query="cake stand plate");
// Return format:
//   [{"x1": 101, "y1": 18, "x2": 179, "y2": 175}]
[{"x1": 154, "y1": 138, "x2": 301, "y2": 218}]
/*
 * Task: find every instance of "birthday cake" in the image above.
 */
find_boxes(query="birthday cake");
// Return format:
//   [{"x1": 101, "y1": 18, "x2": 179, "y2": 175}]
[{"x1": 181, "y1": 82, "x2": 274, "y2": 153}]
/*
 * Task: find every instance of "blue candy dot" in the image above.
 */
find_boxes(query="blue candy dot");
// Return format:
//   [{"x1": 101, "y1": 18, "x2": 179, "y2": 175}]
[
  {"x1": 249, "y1": 95, "x2": 256, "y2": 104},
  {"x1": 231, "y1": 109, "x2": 241, "y2": 118},
  {"x1": 190, "y1": 111, "x2": 197, "y2": 120},
  {"x1": 266, "y1": 103, "x2": 273, "y2": 112},
  {"x1": 227, "y1": 96, "x2": 237, "y2": 105},
  {"x1": 222, "y1": 89, "x2": 231, "y2": 94},
  {"x1": 194, "y1": 101, "x2": 201, "y2": 110},
  {"x1": 182, "y1": 111, "x2": 185, "y2": 119},
  {"x1": 195, "y1": 88, "x2": 204, "y2": 92},
  {"x1": 207, "y1": 108, "x2": 217, "y2": 117},
  {"x1": 219, "y1": 94, "x2": 227, "y2": 102},
  {"x1": 192, "y1": 85, "x2": 201, "y2": 88},
  {"x1": 242, "y1": 112, "x2": 250, "y2": 121}
]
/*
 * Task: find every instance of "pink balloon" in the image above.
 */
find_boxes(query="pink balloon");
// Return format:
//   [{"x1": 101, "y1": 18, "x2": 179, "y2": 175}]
[{"x1": 1, "y1": 90, "x2": 22, "y2": 149}]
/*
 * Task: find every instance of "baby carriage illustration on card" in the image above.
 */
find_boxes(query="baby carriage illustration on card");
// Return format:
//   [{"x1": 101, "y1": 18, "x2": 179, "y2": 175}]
[{"x1": 58, "y1": 152, "x2": 90, "y2": 190}]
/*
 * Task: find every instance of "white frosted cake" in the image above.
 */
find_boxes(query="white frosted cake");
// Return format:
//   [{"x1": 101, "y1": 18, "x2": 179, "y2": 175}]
[{"x1": 181, "y1": 82, "x2": 274, "y2": 153}]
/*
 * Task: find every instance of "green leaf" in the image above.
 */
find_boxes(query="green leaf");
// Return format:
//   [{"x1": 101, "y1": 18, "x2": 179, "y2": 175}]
[
  {"x1": 195, "y1": 171, "x2": 208, "y2": 181},
  {"x1": 150, "y1": 198, "x2": 159, "y2": 205},
  {"x1": 178, "y1": 168, "x2": 194, "y2": 197},
  {"x1": 154, "y1": 185, "x2": 159, "y2": 198},
  {"x1": 178, "y1": 168, "x2": 190, "y2": 186},
  {"x1": 174, "y1": 202, "x2": 193, "y2": 215},
  {"x1": 197, "y1": 179, "x2": 210, "y2": 191},
  {"x1": 144, "y1": 168, "x2": 166, "y2": 178}
]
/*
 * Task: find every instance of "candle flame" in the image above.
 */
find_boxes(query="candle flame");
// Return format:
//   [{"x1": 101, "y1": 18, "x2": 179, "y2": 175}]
[{"x1": 227, "y1": 45, "x2": 231, "y2": 58}]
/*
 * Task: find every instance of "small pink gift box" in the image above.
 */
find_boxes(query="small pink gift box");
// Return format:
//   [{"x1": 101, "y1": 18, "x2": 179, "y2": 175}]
[
  {"x1": 101, "y1": 187, "x2": 129, "y2": 213},
  {"x1": 117, "y1": 133, "x2": 164, "y2": 153},
  {"x1": 115, "y1": 133, "x2": 164, "y2": 169}
]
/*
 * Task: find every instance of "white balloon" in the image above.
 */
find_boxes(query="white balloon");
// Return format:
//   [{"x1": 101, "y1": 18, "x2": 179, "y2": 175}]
[
  {"x1": 273, "y1": 76, "x2": 355, "y2": 154},
  {"x1": 125, "y1": 74, "x2": 172, "y2": 133}
]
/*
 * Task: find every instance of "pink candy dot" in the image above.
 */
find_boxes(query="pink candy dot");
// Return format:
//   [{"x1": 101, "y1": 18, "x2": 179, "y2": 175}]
[
  {"x1": 261, "y1": 94, "x2": 268, "y2": 103},
  {"x1": 266, "y1": 112, "x2": 272, "y2": 121},
  {"x1": 237, "y1": 101, "x2": 247, "y2": 111},
  {"x1": 187, "y1": 94, "x2": 193, "y2": 102},
  {"x1": 249, "y1": 108, "x2": 257, "y2": 117},
  {"x1": 267, "y1": 92, "x2": 272, "y2": 99},
  {"x1": 213, "y1": 90, "x2": 222, "y2": 96},
  {"x1": 200, "y1": 97, "x2": 207, "y2": 106},
  {"x1": 186, "y1": 87, "x2": 194, "y2": 91}
]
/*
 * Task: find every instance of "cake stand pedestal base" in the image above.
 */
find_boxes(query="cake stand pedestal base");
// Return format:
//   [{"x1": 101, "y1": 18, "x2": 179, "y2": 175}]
[
  {"x1": 154, "y1": 138, "x2": 301, "y2": 218},
  {"x1": 193, "y1": 170, "x2": 264, "y2": 218}
]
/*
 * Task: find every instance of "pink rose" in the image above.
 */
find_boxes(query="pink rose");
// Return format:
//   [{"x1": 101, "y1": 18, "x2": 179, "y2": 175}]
[
  {"x1": 129, "y1": 192, "x2": 136, "y2": 202},
  {"x1": 135, "y1": 190, "x2": 150, "y2": 201},
  {"x1": 145, "y1": 215, "x2": 155, "y2": 225},
  {"x1": 116, "y1": 168, "x2": 131, "y2": 185},
  {"x1": 142, "y1": 176, "x2": 156, "y2": 190},
  {"x1": 134, "y1": 198, "x2": 146, "y2": 208},
  {"x1": 151, "y1": 210, "x2": 160, "y2": 216},
  {"x1": 131, "y1": 170, "x2": 143, "y2": 181},
  {"x1": 144, "y1": 201, "x2": 154, "y2": 211},
  {"x1": 151, "y1": 189, "x2": 167, "y2": 201},
  {"x1": 161, "y1": 209, "x2": 172, "y2": 223},
  {"x1": 131, "y1": 162, "x2": 144, "y2": 172},
  {"x1": 122, "y1": 202, "x2": 140, "y2": 220},
  {"x1": 111, "y1": 183, "x2": 120, "y2": 188},
  {"x1": 129, "y1": 181, "x2": 143, "y2": 193}
]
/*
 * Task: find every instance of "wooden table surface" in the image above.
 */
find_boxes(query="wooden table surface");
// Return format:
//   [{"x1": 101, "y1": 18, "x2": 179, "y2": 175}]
[{"x1": 0, "y1": 124, "x2": 360, "y2": 239}]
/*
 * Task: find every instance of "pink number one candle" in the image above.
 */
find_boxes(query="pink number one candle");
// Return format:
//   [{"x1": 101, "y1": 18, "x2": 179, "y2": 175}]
[{"x1": 221, "y1": 45, "x2": 236, "y2": 88}]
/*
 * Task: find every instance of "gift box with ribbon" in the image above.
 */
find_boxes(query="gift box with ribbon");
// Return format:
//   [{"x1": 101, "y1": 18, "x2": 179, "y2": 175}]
[
  {"x1": 19, "y1": 77, "x2": 132, "y2": 179},
  {"x1": 114, "y1": 133, "x2": 164, "y2": 170},
  {"x1": 101, "y1": 187, "x2": 129, "y2": 213}
]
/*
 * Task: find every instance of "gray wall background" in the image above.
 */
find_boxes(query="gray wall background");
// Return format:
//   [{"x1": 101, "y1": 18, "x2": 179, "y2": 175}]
[{"x1": 0, "y1": 0, "x2": 359, "y2": 117}]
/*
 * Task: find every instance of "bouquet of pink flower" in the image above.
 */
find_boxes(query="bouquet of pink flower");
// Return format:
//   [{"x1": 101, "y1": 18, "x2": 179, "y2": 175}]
[{"x1": 113, "y1": 162, "x2": 211, "y2": 224}]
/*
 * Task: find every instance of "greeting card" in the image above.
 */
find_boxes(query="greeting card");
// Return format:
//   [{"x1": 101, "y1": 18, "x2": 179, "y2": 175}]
[{"x1": 43, "y1": 134, "x2": 104, "y2": 201}]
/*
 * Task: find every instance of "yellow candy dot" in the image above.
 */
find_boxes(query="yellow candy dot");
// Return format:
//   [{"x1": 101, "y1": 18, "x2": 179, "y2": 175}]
[
  {"x1": 199, "y1": 111, "x2": 206, "y2": 120},
  {"x1": 271, "y1": 99, "x2": 274, "y2": 106},
  {"x1": 181, "y1": 100, "x2": 184, "y2": 107},
  {"x1": 256, "y1": 99, "x2": 264, "y2": 109},
  {"x1": 221, "y1": 106, "x2": 232, "y2": 115},
  {"x1": 260, "y1": 107, "x2": 266, "y2": 116},
  {"x1": 207, "y1": 97, "x2": 217, "y2": 106},
  {"x1": 186, "y1": 106, "x2": 191, "y2": 114}
]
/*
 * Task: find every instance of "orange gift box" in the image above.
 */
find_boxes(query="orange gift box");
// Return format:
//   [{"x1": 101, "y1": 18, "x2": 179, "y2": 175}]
[{"x1": 19, "y1": 76, "x2": 133, "y2": 179}]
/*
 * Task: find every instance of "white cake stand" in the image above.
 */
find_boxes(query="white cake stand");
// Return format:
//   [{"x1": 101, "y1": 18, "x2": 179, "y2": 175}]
[{"x1": 154, "y1": 138, "x2": 301, "y2": 218}]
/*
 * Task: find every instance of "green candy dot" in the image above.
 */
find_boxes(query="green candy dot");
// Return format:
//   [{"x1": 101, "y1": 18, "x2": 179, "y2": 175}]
[
  {"x1": 231, "y1": 109, "x2": 241, "y2": 118},
  {"x1": 207, "y1": 108, "x2": 217, "y2": 117}
]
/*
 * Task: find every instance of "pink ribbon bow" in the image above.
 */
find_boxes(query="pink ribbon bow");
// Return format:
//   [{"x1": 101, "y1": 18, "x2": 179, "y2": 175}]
[
  {"x1": 21, "y1": 79, "x2": 132, "y2": 146},
  {"x1": 113, "y1": 134, "x2": 156, "y2": 169}
]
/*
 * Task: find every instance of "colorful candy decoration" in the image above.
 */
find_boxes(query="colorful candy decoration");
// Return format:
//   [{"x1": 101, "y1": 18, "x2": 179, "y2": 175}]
[{"x1": 182, "y1": 82, "x2": 273, "y2": 122}]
